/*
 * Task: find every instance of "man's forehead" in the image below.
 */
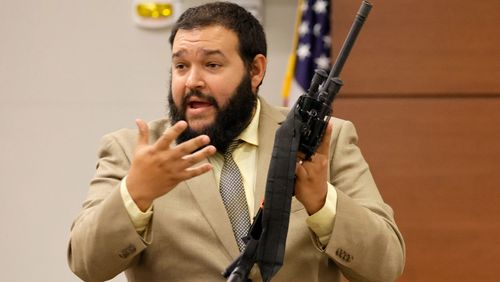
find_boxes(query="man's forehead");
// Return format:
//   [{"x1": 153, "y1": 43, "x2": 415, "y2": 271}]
[{"x1": 172, "y1": 25, "x2": 239, "y2": 55}]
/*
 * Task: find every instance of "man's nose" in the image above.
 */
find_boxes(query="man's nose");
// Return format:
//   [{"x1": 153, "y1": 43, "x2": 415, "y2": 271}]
[{"x1": 185, "y1": 67, "x2": 205, "y2": 90}]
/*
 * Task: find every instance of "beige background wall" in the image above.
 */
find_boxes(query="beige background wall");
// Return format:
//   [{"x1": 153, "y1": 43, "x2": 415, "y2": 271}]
[{"x1": 0, "y1": 0, "x2": 296, "y2": 281}]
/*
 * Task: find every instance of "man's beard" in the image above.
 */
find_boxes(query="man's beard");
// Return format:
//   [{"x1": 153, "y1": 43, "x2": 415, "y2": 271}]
[{"x1": 168, "y1": 73, "x2": 257, "y2": 154}]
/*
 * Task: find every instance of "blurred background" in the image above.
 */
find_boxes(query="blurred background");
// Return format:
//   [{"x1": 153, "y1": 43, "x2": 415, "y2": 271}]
[{"x1": 0, "y1": 0, "x2": 499, "y2": 281}]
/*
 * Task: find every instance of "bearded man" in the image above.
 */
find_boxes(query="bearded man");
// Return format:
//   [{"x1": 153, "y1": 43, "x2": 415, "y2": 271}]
[{"x1": 68, "y1": 2, "x2": 405, "y2": 281}]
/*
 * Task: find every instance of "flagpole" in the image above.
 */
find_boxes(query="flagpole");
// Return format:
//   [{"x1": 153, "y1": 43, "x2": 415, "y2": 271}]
[{"x1": 281, "y1": 0, "x2": 304, "y2": 107}]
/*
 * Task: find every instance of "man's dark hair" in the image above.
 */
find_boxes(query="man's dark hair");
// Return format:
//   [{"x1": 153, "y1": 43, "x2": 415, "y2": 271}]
[{"x1": 169, "y1": 1, "x2": 267, "y2": 69}]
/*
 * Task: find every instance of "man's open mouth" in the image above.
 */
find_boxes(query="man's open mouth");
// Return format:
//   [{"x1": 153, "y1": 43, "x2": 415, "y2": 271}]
[{"x1": 188, "y1": 101, "x2": 213, "y2": 109}]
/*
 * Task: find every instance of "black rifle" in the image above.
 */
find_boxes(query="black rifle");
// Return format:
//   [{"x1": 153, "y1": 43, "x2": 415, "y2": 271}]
[{"x1": 223, "y1": 1, "x2": 373, "y2": 281}]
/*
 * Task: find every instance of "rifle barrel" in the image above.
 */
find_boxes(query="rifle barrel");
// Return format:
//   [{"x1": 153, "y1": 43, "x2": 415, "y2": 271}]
[{"x1": 328, "y1": 1, "x2": 372, "y2": 81}]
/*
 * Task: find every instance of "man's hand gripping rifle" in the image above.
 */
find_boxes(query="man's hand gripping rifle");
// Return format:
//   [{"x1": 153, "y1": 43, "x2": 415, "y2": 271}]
[{"x1": 223, "y1": 1, "x2": 372, "y2": 281}]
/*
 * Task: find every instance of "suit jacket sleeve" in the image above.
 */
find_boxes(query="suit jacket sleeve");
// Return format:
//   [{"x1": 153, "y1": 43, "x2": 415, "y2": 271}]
[
  {"x1": 324, "y1": 119, "x2": 406, "y2": 282},
  {"x1": 67, "y1": 131, "x2": 150, "y2": 281}
]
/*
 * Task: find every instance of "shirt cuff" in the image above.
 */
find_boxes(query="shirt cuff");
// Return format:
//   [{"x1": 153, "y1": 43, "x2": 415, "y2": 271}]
[
  {"x1": 120, "y1": 176, "x2": 153, "y2": 233},
  {"x1": 305, "y1": 182, "x2": 338, "y2": 247}
]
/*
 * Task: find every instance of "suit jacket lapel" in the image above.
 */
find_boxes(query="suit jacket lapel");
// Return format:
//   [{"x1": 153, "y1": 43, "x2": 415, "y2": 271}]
[{"x1": 184, "y1": 160, "x2": 241, "y2": 259}]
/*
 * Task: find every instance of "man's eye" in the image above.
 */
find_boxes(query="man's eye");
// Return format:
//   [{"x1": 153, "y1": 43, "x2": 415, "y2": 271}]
[
  {"x1": 175, "y1": 64, "x2": 186, "y2": 70},
  {"x1": 206, "y1": 63, "x2": 221, "y2": 69}
]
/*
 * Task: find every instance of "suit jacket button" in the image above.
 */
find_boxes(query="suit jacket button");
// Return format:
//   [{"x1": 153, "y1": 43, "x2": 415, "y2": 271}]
[
  {"x1": 118, "y1": 244, "x2": 136, "y2": 259},
  {"x1": 335, "y1": 248, "x2": 353, "y2": 263}
]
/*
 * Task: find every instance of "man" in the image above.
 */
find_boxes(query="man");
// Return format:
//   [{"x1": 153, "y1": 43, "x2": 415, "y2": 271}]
[{"x1": 68, "y1": 2, "x2": 405, "y2": 281}]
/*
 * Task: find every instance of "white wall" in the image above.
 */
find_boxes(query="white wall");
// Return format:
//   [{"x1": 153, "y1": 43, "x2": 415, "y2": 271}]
[{"x1": 0, "y1": 0, "x2": 296, "y2": 281}]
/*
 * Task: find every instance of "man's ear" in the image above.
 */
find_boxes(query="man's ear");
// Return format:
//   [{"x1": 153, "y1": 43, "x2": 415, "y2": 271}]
[{"x1": 250, "y1": 54, "x2": 267, "y2": 92}]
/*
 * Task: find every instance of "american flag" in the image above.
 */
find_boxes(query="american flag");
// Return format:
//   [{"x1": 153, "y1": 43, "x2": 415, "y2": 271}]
[{"x1": 282, "y1": 0, "x2": 331, "y2": 106}]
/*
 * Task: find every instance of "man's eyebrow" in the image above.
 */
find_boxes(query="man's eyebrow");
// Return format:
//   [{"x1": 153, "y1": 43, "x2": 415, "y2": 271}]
[
  {"x1": 172, "y1": 49, "x2": 186, "y2": 59},
  {"x1": 171, "y1": 49, "x2": 227, "y2": 59},
  {"x1": 202, "y1": 49, "x2": 227, "y2": 58}
]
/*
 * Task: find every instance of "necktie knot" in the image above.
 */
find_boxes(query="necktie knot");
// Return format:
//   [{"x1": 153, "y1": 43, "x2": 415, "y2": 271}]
[{"x1": 224, "y1": 140, "x2": 242, "y2": 159}]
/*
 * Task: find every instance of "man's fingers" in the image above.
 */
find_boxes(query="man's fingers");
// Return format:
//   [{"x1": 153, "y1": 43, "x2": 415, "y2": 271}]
[
  {"x1": 184, "y1": 163, "x2": 214, "y2": 178},
  {"x1": 296, "y1": 120, "x2": 333, "y2": 163},
  {"x1": 136, "y1": 119, "x2": 150, "y2": 146},
  {"x1": 295, "y1": 161, "x2": 308, "y2": 178},
  {"x1": 173, "y1": 134, "x2": 212, "y2": 158},
  {"x1": 181, "y1": 145, "x2": 216, "y2": 165},
  {"x1": 155, "y1": 120, "x2": 188, "y2": 151}
]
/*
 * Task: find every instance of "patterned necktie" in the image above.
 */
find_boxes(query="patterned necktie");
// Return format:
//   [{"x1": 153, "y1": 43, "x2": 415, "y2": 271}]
[{"x1": 219, "y1": 140, "x2": 251, "y2": 251}]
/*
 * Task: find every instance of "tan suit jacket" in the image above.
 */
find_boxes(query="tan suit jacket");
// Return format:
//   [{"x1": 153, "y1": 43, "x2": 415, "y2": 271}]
[{"x1": 68, "y1": 98, "x2": 405, "y2": 282}]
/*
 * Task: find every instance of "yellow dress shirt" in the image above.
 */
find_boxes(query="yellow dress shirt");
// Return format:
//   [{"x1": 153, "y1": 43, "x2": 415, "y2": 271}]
[{"x1": 120, "y1": 99, "x2": 337, "y2": 245}]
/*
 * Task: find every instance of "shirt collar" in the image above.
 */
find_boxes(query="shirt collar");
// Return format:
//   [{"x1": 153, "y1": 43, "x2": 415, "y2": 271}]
[{"x1": 237, "y1": 98, "x2": 260, "y2": 146}]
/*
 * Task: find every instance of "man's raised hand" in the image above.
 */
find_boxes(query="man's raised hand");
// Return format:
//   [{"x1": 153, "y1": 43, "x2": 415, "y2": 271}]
[{"x1": 126, "y1": 119, "x2": 216, "y2": 211}]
